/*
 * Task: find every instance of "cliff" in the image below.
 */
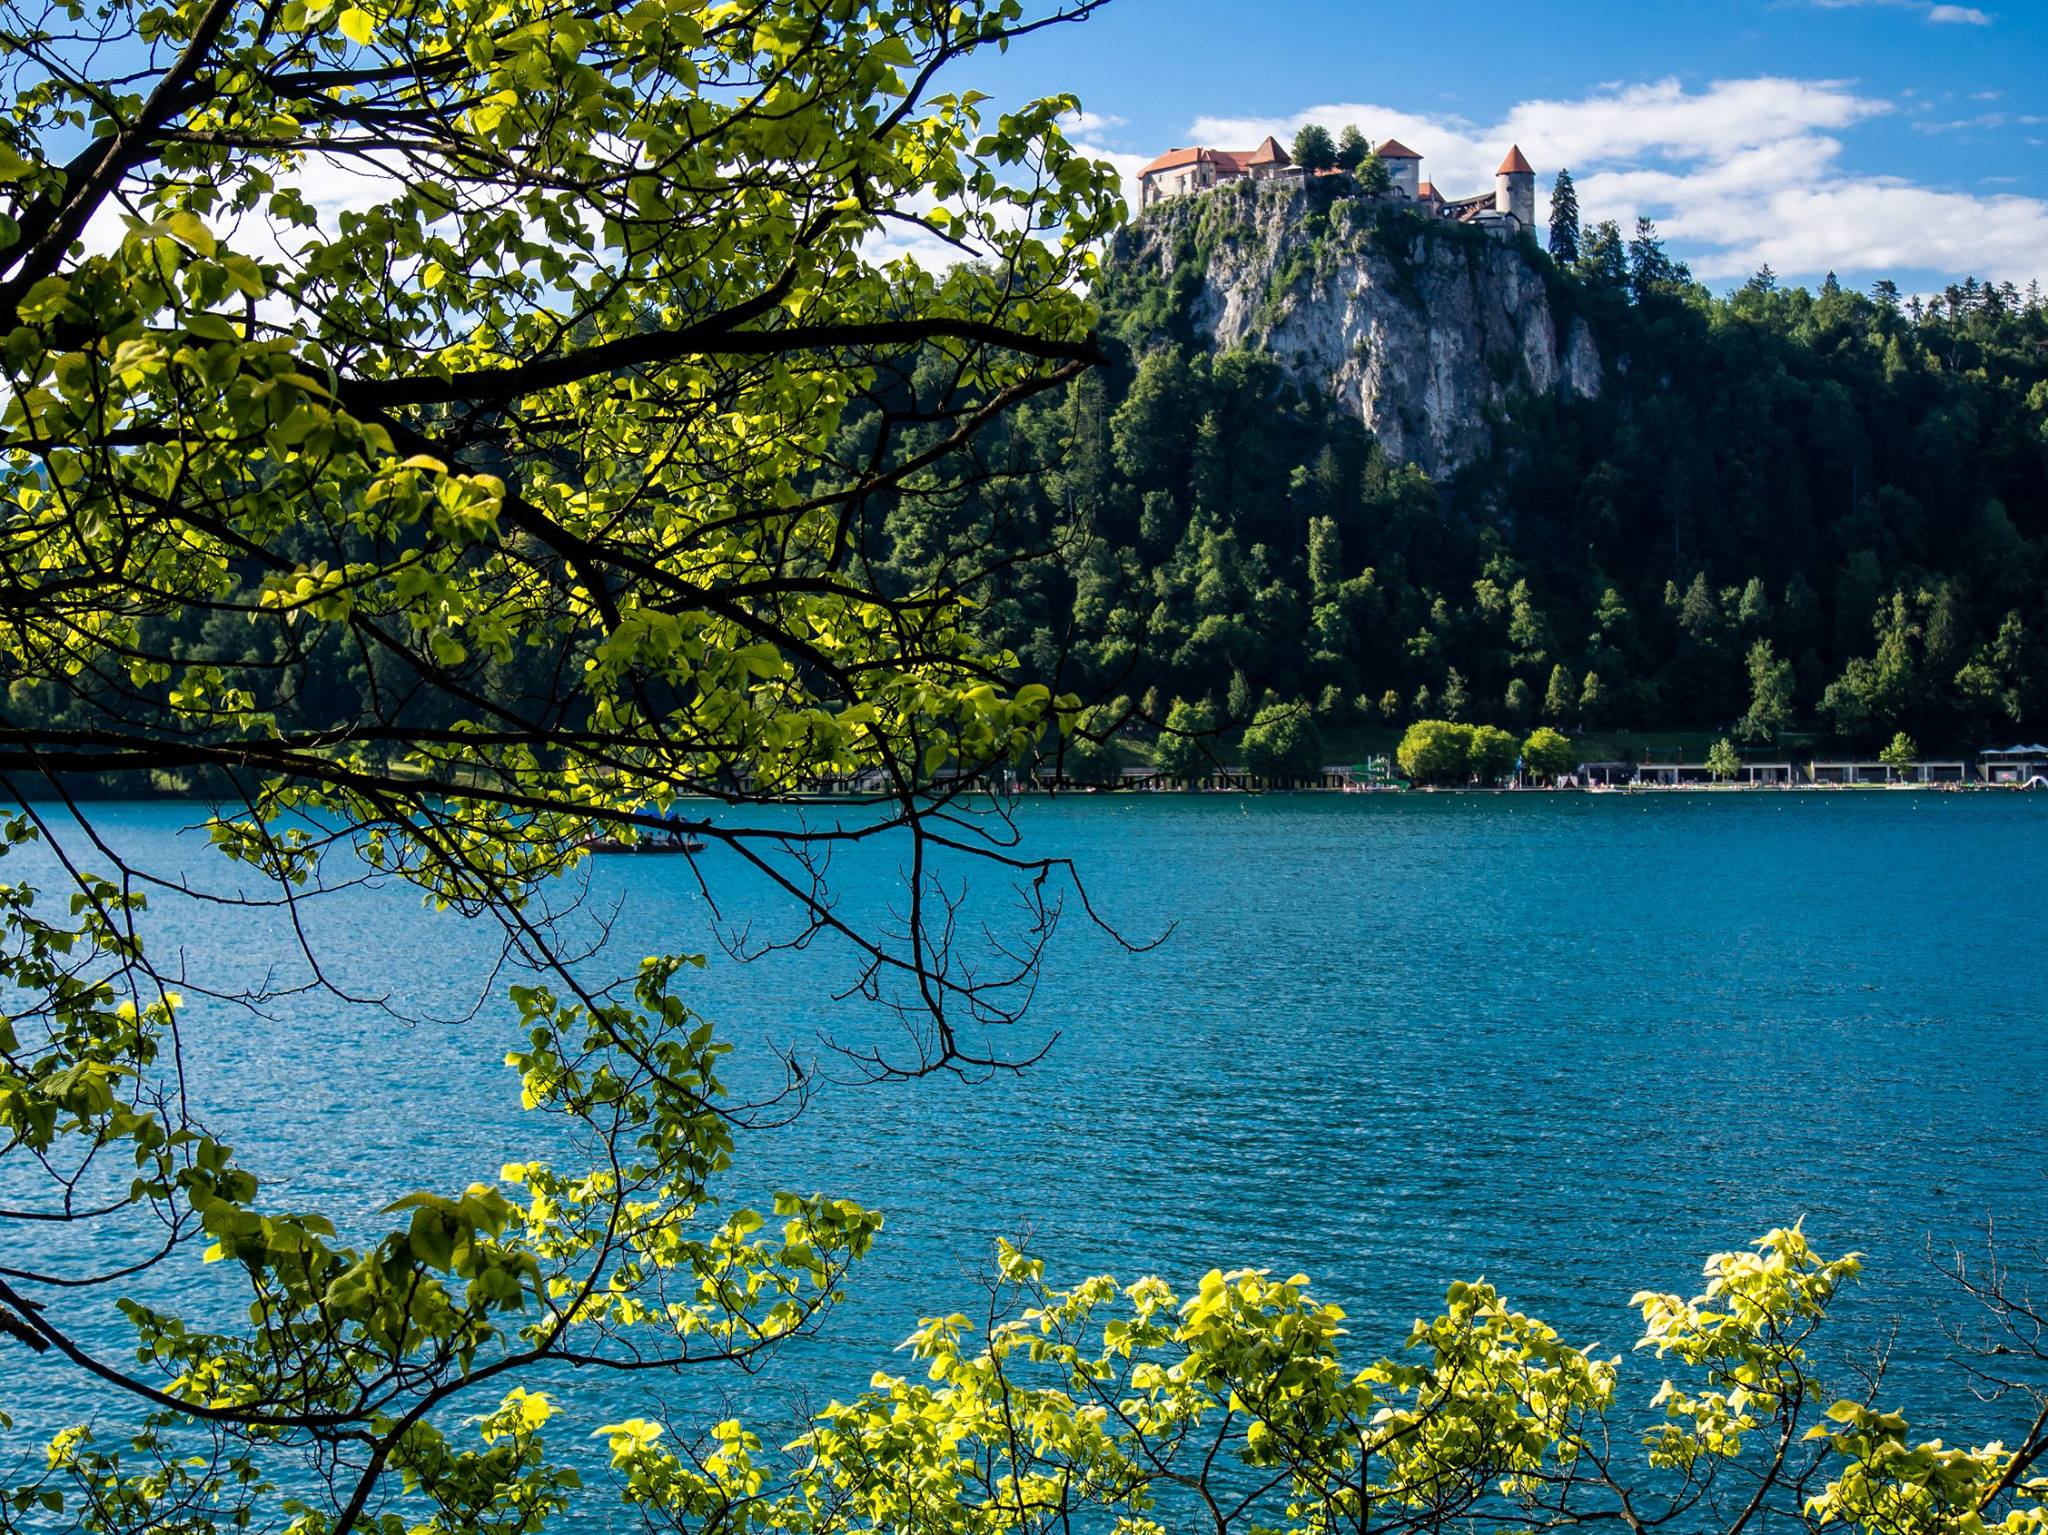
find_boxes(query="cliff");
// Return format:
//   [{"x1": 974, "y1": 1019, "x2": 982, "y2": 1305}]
[{"x1": 1104, "y1": 182, "x2": 1603, "y2": 479}]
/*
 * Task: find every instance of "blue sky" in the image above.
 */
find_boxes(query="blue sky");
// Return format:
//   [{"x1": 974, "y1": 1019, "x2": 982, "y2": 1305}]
[{"x1": 964, "y1": 0, "x2": 2048, "y2": 294}]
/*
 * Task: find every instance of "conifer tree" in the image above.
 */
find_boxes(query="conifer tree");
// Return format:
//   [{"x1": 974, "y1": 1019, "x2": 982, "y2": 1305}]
[
  {"x1": 1546, "y1": 663, "x2": 1575, "y2": 721},
  {"x1": 1548, "y1": 169, "x2": 1581, "y2": 265}
]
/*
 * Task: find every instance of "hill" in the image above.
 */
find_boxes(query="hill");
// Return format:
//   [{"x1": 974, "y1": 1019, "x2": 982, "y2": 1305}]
[{"x1": 865, "y1": 175, "x2": 2048, "y2": 771}]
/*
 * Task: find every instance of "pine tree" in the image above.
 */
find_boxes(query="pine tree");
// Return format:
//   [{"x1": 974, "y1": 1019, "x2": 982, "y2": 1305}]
[
  {"x1": 1545, "y1": 663, "x2": 1574, "y2": 721},
  {"x1": 1579, "y1": 220, "x2": 1627, "y2": 288},
  {"x1": 1822, "y1": 270, "x2": 1842, "y2": 299},
  {"x1": 1579, "y1": 671, "x2": 1607, "y2": 724},
  {"x1": 1442, "y1": 668, "x2": 1469, "y2": 720},
  {"x1": 1628, "y1": 216, "x2": 1674, "y2": 302},
  {"x1": 1548, "y1": 169, "x2": 1581, "y2": 265}
]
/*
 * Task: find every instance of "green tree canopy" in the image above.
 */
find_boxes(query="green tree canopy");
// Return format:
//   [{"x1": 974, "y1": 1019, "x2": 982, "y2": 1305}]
[
  {"x1": 1707, "y1": 738, "x2": 1744, "y2": 780},
  {"x1": 1240, "y1": 702, "x2": 1326, "y2": 781},
  {"x1": 1470, "y1": 724, "x2": 1520, "y2": 784},
  {"x1": 1396, "y1": 719, "x2": 1474, "y2": 784},
  {"x1": 1155, "y1": 696, "x2": 1217, "y2": 781},
  {"x1": 1292, "y1": 122, "x2": 1338, "y2": 172},
  {"x1": 1335, "y1": 124, "x2": 1371, "y2": 171},
  {"x1": 1524, "y1": 726, "x2": 1577, "y2": 782},
  {"x1": 0, "y1": 0, "x2": 1124, "y2": 1528}
]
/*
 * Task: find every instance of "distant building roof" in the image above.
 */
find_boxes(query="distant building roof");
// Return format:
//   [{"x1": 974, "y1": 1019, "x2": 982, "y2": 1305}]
[
  {"x1": 1138, "y1": 144, "x2": 1257, "y2": 178},
  {"x1": 1138, "y1": 147, "x2": 1206, "y2": 176},
  {"x1": 1245, "y1": 134, "x2": 1290, "y2": 166},
  {"x1": 1497, "y1": 144, "x2": 1534, "y2": 175},
  {"x1": 1416, "y1": 181, "x2": 1439, "y2": 200},
  {"x1": 1376, "y1": 138, "x2": 1423, "y2": 159}
]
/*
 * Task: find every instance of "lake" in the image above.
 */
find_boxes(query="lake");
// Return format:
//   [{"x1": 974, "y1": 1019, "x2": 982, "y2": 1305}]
[{"x1": 5, "y1": 791, "x2": 2047, "y2": 1510}]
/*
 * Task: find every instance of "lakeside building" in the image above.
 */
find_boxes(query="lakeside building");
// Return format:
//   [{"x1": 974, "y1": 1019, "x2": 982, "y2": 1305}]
[
  {"x1": 1136, "y1": 134, "x2": 1537, "y2": 236},
  {"x1": 1810, "y1": 760, "x2": 1968, "y2": 785},
  {"x1": 1981, "y1": 745, "x2": 2048, "y2": 784}
]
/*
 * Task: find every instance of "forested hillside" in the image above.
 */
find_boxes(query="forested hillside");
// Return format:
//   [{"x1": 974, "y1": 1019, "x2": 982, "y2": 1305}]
[
  {"x1": 857, "y1": 182, "x2": 2048, "y2": 770},
  {"x1": 14, "y1": 181, "x2": 2048, "y2": 783}
]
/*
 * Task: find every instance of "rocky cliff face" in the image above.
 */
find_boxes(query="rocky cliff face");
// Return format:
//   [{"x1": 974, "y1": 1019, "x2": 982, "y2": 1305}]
[{"x1": 1108, "y1": 183, "x2": 1603, "y2": 479}]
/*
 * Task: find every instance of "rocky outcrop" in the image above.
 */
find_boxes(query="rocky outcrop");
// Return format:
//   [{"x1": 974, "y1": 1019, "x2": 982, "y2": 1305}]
[{"x1": 1108, "y1": 183, "x2": 1603, "y2": 479}]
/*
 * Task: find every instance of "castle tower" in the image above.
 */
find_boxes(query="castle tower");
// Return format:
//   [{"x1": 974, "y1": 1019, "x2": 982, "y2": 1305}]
[
  {"x1": 1377, "y1": 138, "x2": 1423, "y2": 199},
  {"x1": 1495, "y1": 145, "x2": 1536, "y2": 228}
]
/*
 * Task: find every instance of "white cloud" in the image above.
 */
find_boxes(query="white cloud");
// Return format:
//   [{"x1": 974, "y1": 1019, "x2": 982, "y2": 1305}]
[
  {"x1": 1180, "y1": 77, "x2": 2048, "y2": 288},
  {"x1": 1058, "y1": 109, "x2": 1127, "y2": 137},
  {"x1": 1809, "y1": 0, "x2": 1993, "y2": 21}
]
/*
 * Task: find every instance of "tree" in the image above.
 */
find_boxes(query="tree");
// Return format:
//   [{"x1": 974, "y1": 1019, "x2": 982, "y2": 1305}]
[
  {"x1": 1292, "y1": 122, "x2": 1338, "y2": 173},
  {"x1": 679, "y1": 1226, "x2": 2048, "y2": 1535},
  {"x1": 1628, "y1": 216, "x2": 1676, "y2": 301},
  {"x1": 1548, "y1": 169, "x2": 1582, "y2": 265},
  {"x1": 1524, "y1": 726, "x2": 1578, "y2": 783},
  {"x1": 1397, "y1": 719, "x2": 1475, "y2": 784},
  {"x1": 0, "y1": 1, "x2": 1123, "y2": 1529},
  {"x1": 1580, "y1": 671, "x2": 1609, "y2": 724},
  {"x1": 1881, "y1": 731, "x2": 1919, "y2": 769},
  {"x1": 1354, "y1": 153, "x2": 1394, "y2": 197},
  {"x1": 1545, "y1": 663, "x2": 1575, "y2": 721},
  {"x1": 1505, "y1": 678, "x2": 1534, "y2": 723},
  {"x1": 1155, "y1": 698, "x2": 1218, "y2": 782},
  {"x1": 1707, "y1": 738, "x2": 1743, "y2": 781},
  {"x1": 1738, "y1": 640, "x2": 1796, "y2": 744},
  {"x1": 1240, "y1": 702, "x2": 1327, "y2": 782},
  {"x1": 1335, "y1": 124, "x2": 1370, "y2": 172},
  {"x1": 1470, "y1": 725, "x2": 1521, "y2": 785},
  {"x1": 1443, "y1": 667, "x2": 1471, "y2": 721},
  {"x1": 1579, "y1": 219, "x2": 1628, "y2": 288}
]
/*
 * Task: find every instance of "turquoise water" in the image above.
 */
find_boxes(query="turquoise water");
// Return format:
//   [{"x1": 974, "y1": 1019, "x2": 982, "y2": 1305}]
[{"x1": 5, "y1": 792, "x2": 2048, "y2": 1503}]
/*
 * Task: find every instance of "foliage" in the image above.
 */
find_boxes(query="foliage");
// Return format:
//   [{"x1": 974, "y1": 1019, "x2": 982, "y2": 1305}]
[
  {"x1": 1335, "y1": 124, "x2": 1370, "y2": 172},
  {"x1": 1354, "y1": 153, "x2": 1393, "y2": 198},
  {"x1": 1155, "y1": 697, "x2": 1219, "y2": 781},
  {"x1": 1549, "y1": 168, "x2": 1581, "y2": 265},
  {"x1": 581, "y1": 1228, "x2": 2048, "y2": 1535},
  {"x1": 1707, "y1": 739, "x2": 1743, "y2": 780},
  {"x1": 1524, "y1": 726, "x2": 1577, "y2": 782},
  {"x1": 0, "y1": 0, "x2": 1124, "y2": 1529},
  {"x1": 1397, "y1": 719, "x2": 1475, "y2": 785},
  {"x1": 1881, "y1": 731, "x2": 1919, "y2": 767},
  {"x1": 1035, "y1": 191, "x2": 2048, "y2": 757},
  {"x1": 1470, "y1": 724, "x2": 1520, "y2": 784},
  {"x1": 1240, "y1": 702, "x2": 1326, "y2": 781},
  {"x1": 1292, "y1": 122, "x2": 1338, "y2": 173}
]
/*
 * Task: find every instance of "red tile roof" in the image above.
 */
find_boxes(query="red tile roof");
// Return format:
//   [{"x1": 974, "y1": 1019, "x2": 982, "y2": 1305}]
[
  {"x1": 1245, "y1": 134, "x2": 1290, "y2": 166},
  {"x1": 1139, "y1": 147, "x2": 1209, "y2": 177},
  {"x1": 1376, "y1": 138, "x2": 1423, "y2": 160},
  {"x1": 1417, "y1": 182, "x2": 1439, "y2": 200},
  {"x1": 1497, "y1": 145, "x2": 1534, "y2": 176}
]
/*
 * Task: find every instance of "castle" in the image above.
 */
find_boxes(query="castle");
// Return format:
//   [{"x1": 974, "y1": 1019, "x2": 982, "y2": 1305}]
[{"x1": 1137, "y1": 135, "x2": 1537, "y2": 235}]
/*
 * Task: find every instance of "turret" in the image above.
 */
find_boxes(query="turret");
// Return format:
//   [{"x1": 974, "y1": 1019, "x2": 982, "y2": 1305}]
[{"x1": 1495, "y1": 145, "x2": 1536, "y2": 228}]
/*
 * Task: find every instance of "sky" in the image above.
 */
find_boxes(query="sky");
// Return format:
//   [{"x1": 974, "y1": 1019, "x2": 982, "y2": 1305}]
[{"x1": 962, "y1": 0, "x2": 2048, "y2": 295}]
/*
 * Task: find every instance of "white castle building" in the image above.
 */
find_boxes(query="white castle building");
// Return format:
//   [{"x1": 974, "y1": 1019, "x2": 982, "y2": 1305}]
[{"x1": 1137, "y1": 135, "x2": 1537, "y2": 235}]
